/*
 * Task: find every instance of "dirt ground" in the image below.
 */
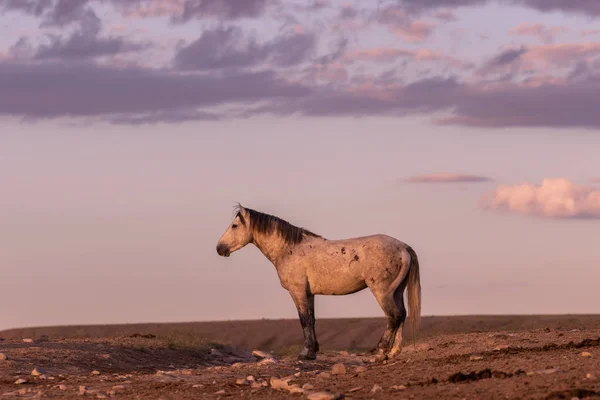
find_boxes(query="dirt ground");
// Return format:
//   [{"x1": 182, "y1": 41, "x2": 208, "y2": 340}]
[{"x1": 1, "y1": 316, "x2": 599, "y2": 399}]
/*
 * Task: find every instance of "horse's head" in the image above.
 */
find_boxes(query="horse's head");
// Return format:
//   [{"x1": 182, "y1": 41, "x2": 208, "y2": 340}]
[{"x1": 216, "y1": 205, "x2": 253, "y2": 257}]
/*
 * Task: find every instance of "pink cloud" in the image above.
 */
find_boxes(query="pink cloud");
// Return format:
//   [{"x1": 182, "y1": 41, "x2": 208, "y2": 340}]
[
  {"x1": 510, "y1": 23, "x2": 567, "y2": 43},
  {"x1": 480, "y1": 178, "x2": 600, "y2": 219},
  {"x1": 581, "y1": 29, "x2": 600, "y2": 37},
  {"x1": 344, "y1": 48, "x2": 414, "y2": 62},
  {"x1": 405, "y1": 173, "x2": 493, "y2": 183},
  {"x1": 392, "y1": 20, "x2": 437, "y2": 42},
  {"x1": 376, "y1": 6, "x2": 437, "y2": 42},
  {"x1": 431, "y1": 9, "x2": 457, "y2": 21},
  {"x1": 344, "y1": 47, "x2": 471, "y2": 68}
]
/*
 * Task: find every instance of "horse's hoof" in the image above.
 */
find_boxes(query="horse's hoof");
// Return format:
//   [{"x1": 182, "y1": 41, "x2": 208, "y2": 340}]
[
  {"x1": 298, "y1": 348, "x2": 317, "y2": 360},
  {"x1": 374, "y1": 350, "x2": 388, "y2": 362}
]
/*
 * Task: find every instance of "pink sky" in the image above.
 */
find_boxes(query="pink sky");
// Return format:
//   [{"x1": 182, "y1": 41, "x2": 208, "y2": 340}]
[{"x1": 1, "y1": 0, "x2": 600, "y2": 331}]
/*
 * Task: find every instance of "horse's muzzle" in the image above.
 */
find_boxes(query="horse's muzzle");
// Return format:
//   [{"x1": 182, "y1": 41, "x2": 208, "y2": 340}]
[{"x1": 216, "y1": 243, "x2": 231, "y2": 257}]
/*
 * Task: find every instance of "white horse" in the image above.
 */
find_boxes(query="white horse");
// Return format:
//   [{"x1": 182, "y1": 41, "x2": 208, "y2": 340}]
[{"x1": 216, "y1": 204, "x2": 421, "y2": 360}]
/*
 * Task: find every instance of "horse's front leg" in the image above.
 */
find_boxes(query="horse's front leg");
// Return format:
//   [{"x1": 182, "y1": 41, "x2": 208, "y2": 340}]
[{"x1": 289, "y1": 288, "x2": 317, "y2": 360}]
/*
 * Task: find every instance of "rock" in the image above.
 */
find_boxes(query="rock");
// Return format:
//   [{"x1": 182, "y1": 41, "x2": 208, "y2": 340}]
[
  {"x1": 210, "y1": 348, "x2": 224, "y2": 357},
  {"x1": 331, "y1": 363, "x2": 346, "y2": 375},
  {"x1": 348, "y1": 386, "x2": 363, "y2": 392},
  {"x1": 318, "y1": 372, "x2": 331, "y2": 379},
  {"x1": 307, "y1": 391, "x2": 341, "y2": 400},
  {"x1": 0, "y1": 353, "x2": 7, "y2": 361},
  {"x1": 22, "y1": 338, "x2": 34, "y2": 343},
  {"x1": 470, "y1": 355, "x2": 484, "y2": 361},
  {"x1": 236, "y1": 378, "x2": 249, "y2": 385},
  {"x1": 302, "y1": 383, "x2": 315, "y2": 390},
  {"x1": 527, "y1": 368, "x2": 558, "y2": 376},
  {"x1": 112, "y1": 385, "x2": 128, "y2": 391},
  {"x1": 96, "y1": 392, "x2": 109, "y2": 399},
  {"x1": 258, "y1": 358, "x2": 277, "y2": 365},
  {"x1": 192, "y1": 384, "x2": 204, "y2": 388},
  {"x1": 493, "y1": 345, "x2": 510, "y2": 351},
  {"x1": 58, "y1": 385, "x2": 67, "y2": 391},
  {"x1": 14, "y1": 379, "x2": 27, "y2": 385},
  {"x1": 31, "y1": 367, "x2": 48, "y2": 376},
  {"x1": 391, "y1": 384, "x2": 407, "y2": 391},
  {"x1": 91, "y1": 370, "x2": 101, "y2": 376},
  {"x1": 251, "y1": 382, "x2": 263, "y2": 389},
  {"x1": 340, "y1": 351, "x2": 350, "y2": 356},
  {"x1": 79, "y1": 386, "x2": 88, "y2": 395},
  {"x1": 294, "y1": 372, "x2": 301, "y2": 377},
  {"x1": 355, "y1": 366, "x2": 367, "y2": 374},
  {"x1": 581, "y1": 352, "x2": 592, "y2": 357},
  {"x1": 586, "y1": 373, "x2": 597, "y2": 381},
  {"x1": 270, "y1": 377, "x2": 292, "y2": 390},
  {"x1": 215, "y1": 389, "x2": 225, "y2": 394},
  {"x1": 181, "y1": 369, "x2": 193, "y2": 375},
  {"x1": 252, "y1": 350, "x2": 272, "y2": 359},
  {"x1": 288, "y1": 384, "x2": 304, "y2": 394},
  {"x1": 246, "y1": 375, "x2": 255, "y2": 382},
  {"x1": 371, "y1": 384, "x2": 383, "y2": 394}
]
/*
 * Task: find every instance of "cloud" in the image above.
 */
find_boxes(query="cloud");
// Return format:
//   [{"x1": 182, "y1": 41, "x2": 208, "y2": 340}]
[
  {"x1": 173, "y1": 26, "x2": 316, "y2": 70},
  {"x1": 394, "y1": 0, "x2": 600, "y2": 17},
  {"x1": 1, "y1": 0, "x2": 275, "y2": 23},
  {"x1": 478, "y1": 43, "x2": 600, "y2": 77},
  {"x1": 480, "y1": 178, "x2": 600, "y2": 219},
  {"x1": 172, "y1": 0, "x2": 274, "y2": 22},
  {"x1": 40, "y1": 0, "x2": 90, "y2": 27},
  {"x1": 30, "y1": 12, "x2": 148, "y2": 60},
  {"x1": 510, "y1": 23, "x2": 567, "y2": 43},
  {"x1": 404, "y1": 173, "x2": 493, "y2": 183},
  {"x1": 344, "y1": 48, "x2": 415, "y2": 63},
  {"x1": 0, "y1": 61, "x2": 311, "y2": 121},
  {"x1": 376, "y1": 6, "x2": 437, "y2": 42},
  {"x1": 0, "y1": 0, "x2": 53, "y2": 17}
]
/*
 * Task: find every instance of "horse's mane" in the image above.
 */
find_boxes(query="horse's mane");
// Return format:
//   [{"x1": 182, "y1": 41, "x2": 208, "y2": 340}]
[{"x1": 234, "y1": 204, "x2": 321, "y2": 245}]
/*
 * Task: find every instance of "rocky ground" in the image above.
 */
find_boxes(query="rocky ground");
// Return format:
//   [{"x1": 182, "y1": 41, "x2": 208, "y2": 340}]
[{"x1": 1, "y1": 326, "x2": 599, "y2": 399}]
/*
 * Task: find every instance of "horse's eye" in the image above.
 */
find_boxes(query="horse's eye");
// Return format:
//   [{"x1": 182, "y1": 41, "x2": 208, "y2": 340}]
[{"x1": 232, "y1": 224, "x2": 238, "y2": 229}]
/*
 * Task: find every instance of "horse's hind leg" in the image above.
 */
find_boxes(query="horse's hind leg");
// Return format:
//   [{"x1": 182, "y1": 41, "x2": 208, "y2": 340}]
[
  {"x1": 371, "y1": 289, "x2": 402, "y2": 360},
  {"x1": 388, "y1": 281, "x2": 408, "y2": 358}
]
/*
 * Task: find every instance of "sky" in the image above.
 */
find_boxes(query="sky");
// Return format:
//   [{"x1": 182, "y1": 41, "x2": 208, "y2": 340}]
[{"x1": 1, "y1": 0, "x2": 600, "y2": 331}]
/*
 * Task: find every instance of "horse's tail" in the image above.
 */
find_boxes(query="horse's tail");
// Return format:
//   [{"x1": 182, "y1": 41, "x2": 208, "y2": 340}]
[{"x1": 406, "y1": 246, "x2": 421, "y2": 348}]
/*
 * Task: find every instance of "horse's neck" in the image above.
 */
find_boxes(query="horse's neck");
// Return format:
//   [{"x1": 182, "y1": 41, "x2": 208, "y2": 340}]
[{"x1": 252, "y1": 232, "x2": 288, "y2": 265}]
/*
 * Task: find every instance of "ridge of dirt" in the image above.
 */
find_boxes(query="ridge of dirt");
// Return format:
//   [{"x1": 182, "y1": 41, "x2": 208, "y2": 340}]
[{"x1": 2, "y1": 322, "x2": 600, "y2": 399}]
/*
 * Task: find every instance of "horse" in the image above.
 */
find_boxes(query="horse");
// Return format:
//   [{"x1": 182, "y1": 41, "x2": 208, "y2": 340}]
[{"x1": 216, "y1": 204, "x2": 421, "y2": 361}]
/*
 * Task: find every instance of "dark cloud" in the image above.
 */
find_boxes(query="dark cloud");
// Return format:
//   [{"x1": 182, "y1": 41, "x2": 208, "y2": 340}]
[
  {"x1": 404, "y1": 173, "x2": 493, "y2": 183},
  {"x1": 0, "y1": 0, "x2": 53, "y2": 16},
  {"x1": 2, "y1": 57, "x2": 600, "y2": 128},
  {"x1": 487, "y1": 47, "x2": 527, "y2": 66},
  {"x1": 476, "y1": 46, "x2": 527, "y2": 75},
  {"x1": 0, "y1": 61, "x2": 311, "y2": 120},
  {"x1": 395, "y1": 0, "x2": 600, "y2": 17},
  {"x1": 440, "y1": 77, "x2": 600, "y2": 128},
  {"x1": 173, "y1": 26, "x2": 316, "y2": 70},
  {"x1": 32, "y1": 10, "x2": 148, "y2": 60},
  {"x1": 173, "y1": 0, "x2": 274, "y2": 22},
  {"x1": 40, "y1": 0, "x2": 89, "y2": 27},
  {"x1": 7, "y1": 5, "x2": 148, "y2": 61}
]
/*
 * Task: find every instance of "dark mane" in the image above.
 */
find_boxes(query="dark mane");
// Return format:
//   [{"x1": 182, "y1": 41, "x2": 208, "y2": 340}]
[{"x1": 234, "y1": 204, "x2": 321, "y2": 245}]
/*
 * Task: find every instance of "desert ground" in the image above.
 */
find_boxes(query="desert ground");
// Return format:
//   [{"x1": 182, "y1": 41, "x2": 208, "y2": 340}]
[{"x1": 1, "y1": 315, "x2": 599, "y2": 399}]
